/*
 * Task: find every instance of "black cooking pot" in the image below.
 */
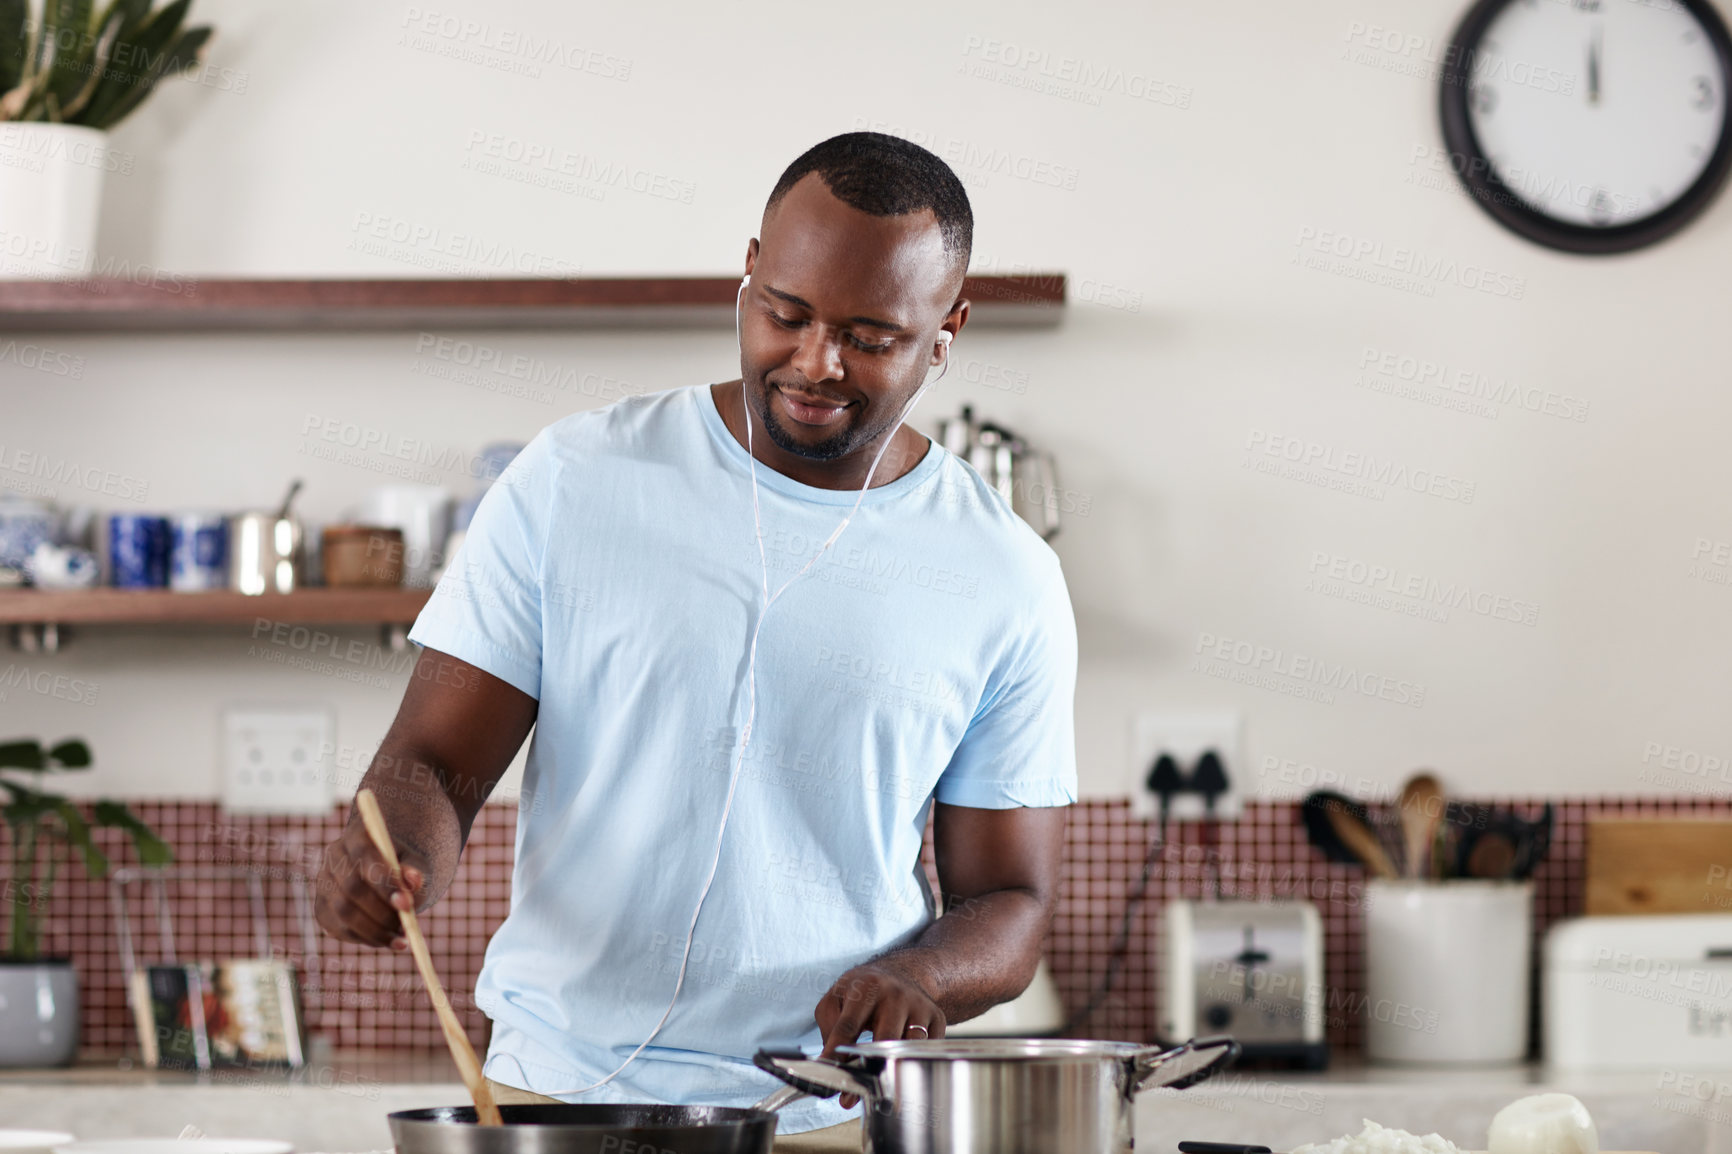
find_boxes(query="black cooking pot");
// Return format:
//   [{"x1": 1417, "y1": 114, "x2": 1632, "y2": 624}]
[{"x1": 389, "y1": 1097, "x2": 804, "y2": 1154}]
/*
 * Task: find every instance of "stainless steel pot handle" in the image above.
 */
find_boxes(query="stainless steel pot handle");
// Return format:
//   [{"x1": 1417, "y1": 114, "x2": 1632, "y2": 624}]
[
  {"x1": 1131, "y1": 1035, "x2": 1241, "y2": 1093},
  {"x1": 754, "y1": 1048, "x2": 878, "y2": 1101}
]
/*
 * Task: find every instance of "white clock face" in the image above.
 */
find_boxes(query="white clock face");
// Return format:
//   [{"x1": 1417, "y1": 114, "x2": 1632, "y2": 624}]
[{"x1": 1466, "y1": 0, "x2": 1728, "y2": 228}]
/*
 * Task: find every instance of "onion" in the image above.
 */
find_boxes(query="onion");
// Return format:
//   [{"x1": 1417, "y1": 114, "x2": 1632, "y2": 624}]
[
  {"x1": 1486, "y1": 1093, "x2": 1599, "y2": 1154},
  {"x1": 1293, "y1": 1119, "x2": 1461, "y2": 1153}
]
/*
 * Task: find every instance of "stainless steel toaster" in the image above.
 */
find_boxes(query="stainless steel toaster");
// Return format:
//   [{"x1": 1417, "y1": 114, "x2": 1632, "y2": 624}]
[{"x1": 1161, "y1": 898, "x2": 1328, "y2": 1068}]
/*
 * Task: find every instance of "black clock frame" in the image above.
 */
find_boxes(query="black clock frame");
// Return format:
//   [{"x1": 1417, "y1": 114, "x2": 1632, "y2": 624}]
[{"x1": 1439, "y1": 0, "x2": 1732, "y2": 254}]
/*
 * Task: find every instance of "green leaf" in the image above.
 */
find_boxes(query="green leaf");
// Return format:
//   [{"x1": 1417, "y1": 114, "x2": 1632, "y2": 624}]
[
  {"x1": 0, "y1": 0, "x2": 29, "y2": 95},
  {"x1": 0, "y1": 741, "x2": 46, "y2": 771},
  {"x1": 47, "y1": 799, "x2": 107, "y2": 878},
  {"x1": 56, "y1": 0, "x2": 132, "y2": 119},
  {"x1": 47, "y1": 739, "x2": 91, "y2": 769},
  {"x1": 77, "y1": 0, "x2": 185, "y2": 127},
  {"x1": 93, "y1": 800, "x2": 173, "y2": 866},
  {"x1": 4, "y1": 793, "x2": 56, "y2": 826},
  {"x1": 42, "y1": 0, "x2": 95, "y2": 113},
  {"x1": 30, "y1": 0, "x2": 51, "y2": 75},
  {"x1": 86, "y1": 18, "x2": 204, "y2": 130},
  {"x1": 109, "y1": 0, "x2": 150, "y2": 43}
]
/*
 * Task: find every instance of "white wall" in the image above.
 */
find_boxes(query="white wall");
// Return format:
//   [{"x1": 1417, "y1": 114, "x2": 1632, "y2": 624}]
[{"x1": 5, "y1": 0, "x2": 1730, "y2": 804}]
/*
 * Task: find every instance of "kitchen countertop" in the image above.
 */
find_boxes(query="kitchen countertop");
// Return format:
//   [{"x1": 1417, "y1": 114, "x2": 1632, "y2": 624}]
[
  {"x1": 0, "y1": 1051, "x2": 1721, "y2": 1152},
  {"x1": 1144, "y1": 1058, "x2": 1718, "y2": 1153}
]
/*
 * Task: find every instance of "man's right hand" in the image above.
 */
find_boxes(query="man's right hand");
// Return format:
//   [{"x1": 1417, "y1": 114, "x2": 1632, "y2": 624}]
[
  {"x1": 309, "y1": 646, "x2": 538, "y2": 950},
  {"x1": 315, "y1": 813, "x2": 430, "y2": 951}
]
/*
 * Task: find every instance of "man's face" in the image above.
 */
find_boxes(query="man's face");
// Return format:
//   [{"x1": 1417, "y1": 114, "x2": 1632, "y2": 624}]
[{"x1": 740, "y1": 173, "x2": 962, "y2": 462}]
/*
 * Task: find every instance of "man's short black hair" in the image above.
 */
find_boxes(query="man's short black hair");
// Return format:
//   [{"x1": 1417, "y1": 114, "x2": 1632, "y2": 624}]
[{"x1": 766, "y1": 132, "x2": 973, "y2": 276}]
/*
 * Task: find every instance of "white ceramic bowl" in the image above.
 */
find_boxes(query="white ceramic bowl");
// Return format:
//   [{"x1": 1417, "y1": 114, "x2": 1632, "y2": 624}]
[
  {"x1": 0, "y1": 1133, "x2": 76, "y2": 1154},
  {"x1": 54, "y1": 1142, "x2": 291, "y2": 1154}
]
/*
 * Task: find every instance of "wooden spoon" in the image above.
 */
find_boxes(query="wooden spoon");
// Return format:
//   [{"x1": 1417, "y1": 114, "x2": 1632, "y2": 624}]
[
  {"x1": 356, "y1": 788, "x2": 503, "y2": 1126},
  {"x1": 1398, "y1": 772, "x2": 1444, "y2": 879},
  {"x1": 1467, "y1": 831, "x2": 1519, "y2": 879}
]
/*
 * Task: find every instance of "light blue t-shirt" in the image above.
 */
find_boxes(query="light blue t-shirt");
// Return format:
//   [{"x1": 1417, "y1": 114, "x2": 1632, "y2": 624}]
[{"x1": 407, "y1": 384, "x2": 1077, "y2": 1134}]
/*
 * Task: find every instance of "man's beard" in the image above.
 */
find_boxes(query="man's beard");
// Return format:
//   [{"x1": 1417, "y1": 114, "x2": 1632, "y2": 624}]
[{"x1": 750, "y1": 377, "x2": 905, "y2": 462}]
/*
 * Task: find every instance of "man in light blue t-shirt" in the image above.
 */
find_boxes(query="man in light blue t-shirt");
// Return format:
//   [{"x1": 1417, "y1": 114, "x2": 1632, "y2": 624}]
[{"x1": 315, "y1": 132, "x2": 1077, "y2": 1151}]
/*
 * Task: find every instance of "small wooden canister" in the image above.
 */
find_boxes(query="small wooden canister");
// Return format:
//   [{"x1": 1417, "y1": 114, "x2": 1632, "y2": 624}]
[{"x1": 322, "y1": 525, "x2": 405, "y2": 587}]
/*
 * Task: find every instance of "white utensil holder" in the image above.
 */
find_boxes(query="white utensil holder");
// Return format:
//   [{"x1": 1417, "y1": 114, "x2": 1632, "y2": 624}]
[{"x1": 1363, "y1": 879, "x2": 1533, "y2": 1064}]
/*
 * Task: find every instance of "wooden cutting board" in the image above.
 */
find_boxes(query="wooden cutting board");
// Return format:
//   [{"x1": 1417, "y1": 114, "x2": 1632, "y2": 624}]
[{"x1": 1586, "y1": 817, "x2": 1732, "y2": 915}]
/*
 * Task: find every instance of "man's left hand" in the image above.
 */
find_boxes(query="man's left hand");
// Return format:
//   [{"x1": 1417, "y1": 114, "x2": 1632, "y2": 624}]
[{"x1": 815, "y1": 958, "x2": 946, "y2": 1107}]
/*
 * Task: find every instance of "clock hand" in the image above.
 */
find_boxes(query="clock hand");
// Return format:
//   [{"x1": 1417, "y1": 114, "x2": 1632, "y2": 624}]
[{"x1": 1587, "y1": 26, "x2": 1601, "y2": 105}]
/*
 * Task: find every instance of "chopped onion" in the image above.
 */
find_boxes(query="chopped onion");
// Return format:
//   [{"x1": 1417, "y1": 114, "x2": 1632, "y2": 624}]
[{"x1": 1293, "y1": 1119, "x2": 1461, "y2": 1154}]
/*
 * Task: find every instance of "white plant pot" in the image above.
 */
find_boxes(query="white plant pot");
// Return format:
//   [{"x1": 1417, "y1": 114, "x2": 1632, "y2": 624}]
[{"x1": 0, "y1": 122, "x2": 108, "y2": 278}]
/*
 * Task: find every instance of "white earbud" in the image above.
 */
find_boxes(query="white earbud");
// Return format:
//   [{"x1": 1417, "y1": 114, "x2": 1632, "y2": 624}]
[{"x1": 936, "y1": 331, "x2": 952, "y2": 352}]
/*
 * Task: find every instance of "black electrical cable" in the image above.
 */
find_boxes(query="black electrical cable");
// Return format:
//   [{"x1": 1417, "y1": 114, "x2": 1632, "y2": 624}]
[
  {"x1": 1049, "y1": 760, "x2": 1177, "y2": 1035},
  {"x1": 1194, "y1": 750, "x2": 1228, "y2": 902}
]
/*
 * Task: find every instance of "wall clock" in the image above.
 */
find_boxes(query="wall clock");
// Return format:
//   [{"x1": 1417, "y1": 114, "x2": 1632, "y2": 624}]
[{"x1": 1440, "y1": 0, "x2": 1732, "y2": 254}]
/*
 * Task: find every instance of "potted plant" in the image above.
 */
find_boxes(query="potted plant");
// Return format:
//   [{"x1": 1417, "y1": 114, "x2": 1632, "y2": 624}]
[
  {"x1": 0, "y1": 737, "x2": 171, "y2": 1067},
  {"x1": 0, "y1": 0, "x2": 213, "y2": 277}
]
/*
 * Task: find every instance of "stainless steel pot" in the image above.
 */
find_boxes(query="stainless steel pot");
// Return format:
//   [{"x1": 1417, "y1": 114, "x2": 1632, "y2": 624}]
[{"x1": 755, "y1": 1035, "x2": 1239, "y2": 1154}]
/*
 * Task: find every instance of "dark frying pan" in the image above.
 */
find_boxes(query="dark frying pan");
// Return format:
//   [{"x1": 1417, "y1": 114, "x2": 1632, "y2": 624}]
[{"x1": 390, "y1": 1090, "x2": 809, "y2": 1154}]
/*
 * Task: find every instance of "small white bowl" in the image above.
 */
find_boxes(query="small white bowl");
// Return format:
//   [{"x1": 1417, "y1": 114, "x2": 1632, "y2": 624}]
[
  {"x1": 54, "y1": 1142, "x2": 291, "y2": 1154},
  {"x1": 0, "y1": 1133, "x2": 76, "y2": 1154}
]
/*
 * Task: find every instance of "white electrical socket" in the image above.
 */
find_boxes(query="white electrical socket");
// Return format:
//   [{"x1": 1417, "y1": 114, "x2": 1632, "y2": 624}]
[
  {"x1": 222, "y1": 706, "x2": 335, "y2": 815},
  {"x1": 1128, "y1": 710, "x2": 1243, "y2": 820}
]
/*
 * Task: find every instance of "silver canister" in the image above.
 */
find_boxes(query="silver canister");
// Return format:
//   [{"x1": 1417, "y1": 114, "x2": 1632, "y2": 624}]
[
  {"x1": 229, "y1": 511, "x2": 302, "y2": 594},
  {"x1": 935, "y1": 406, "x2": 1062, "y2": 541}
]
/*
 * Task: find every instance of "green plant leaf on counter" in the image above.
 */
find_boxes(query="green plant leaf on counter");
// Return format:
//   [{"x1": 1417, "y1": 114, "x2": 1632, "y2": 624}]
[
  {"x1": 3, "y1": 786, "x2": 55, "y2": 825},
  {"x1": 0, "y1": 738, "x2": 173, "y2": 960},
  {"x1": 93, "y1": 799, "x2": 173, "y2": 866},
  {"x1": 0, "y1": 740, "x2": 47, "y2": 770},
  {"x1": 47, "y1": 797, "x2": 106, "y2": 878}
]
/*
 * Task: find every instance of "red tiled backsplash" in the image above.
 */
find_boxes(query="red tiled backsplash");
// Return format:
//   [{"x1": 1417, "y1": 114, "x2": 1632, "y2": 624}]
[{"x1": 9, "y1": 796, "x2": 1722, "y2": 1057}]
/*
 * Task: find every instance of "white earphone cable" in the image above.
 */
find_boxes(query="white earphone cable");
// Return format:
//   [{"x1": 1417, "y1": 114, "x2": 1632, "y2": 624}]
[{"x1": 497, "y1": 278, "x2": 949, "y2": 1096}]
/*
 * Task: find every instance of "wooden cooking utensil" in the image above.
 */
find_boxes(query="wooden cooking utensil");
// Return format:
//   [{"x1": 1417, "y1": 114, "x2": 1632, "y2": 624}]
[
  {"x1": 1466, "y1": 831, "x2": 1519, "y2": 879},
  {"x1": 1398, "y1": 772, "x2": 1444, "y2": 879},
  {"x1": 356, "y1": 788, "x2": 503, "y2": 1127}
]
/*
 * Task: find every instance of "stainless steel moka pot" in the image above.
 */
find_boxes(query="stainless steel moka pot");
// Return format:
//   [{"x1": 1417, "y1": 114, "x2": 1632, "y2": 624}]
[{"x1": 937, "y1": 406, "x2": 1062, "y2": 540}]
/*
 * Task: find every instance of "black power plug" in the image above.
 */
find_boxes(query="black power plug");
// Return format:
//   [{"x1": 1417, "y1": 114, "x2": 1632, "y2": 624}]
[
  {"x1": 1191, "y1": 749, "x2": 1229, "y2": 810},
  {"x1": 1145, "y1": 752, "x2": 1185, "y2": 806}
]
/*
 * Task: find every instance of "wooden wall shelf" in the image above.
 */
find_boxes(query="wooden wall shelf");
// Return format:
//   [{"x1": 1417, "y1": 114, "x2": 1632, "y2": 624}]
[
  {"x1": 0, "y1": 588, "x2": 431, "y2": 627},
  {"x1": 0, "y1": 274, "x2": 1065, "y2": 332}
]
